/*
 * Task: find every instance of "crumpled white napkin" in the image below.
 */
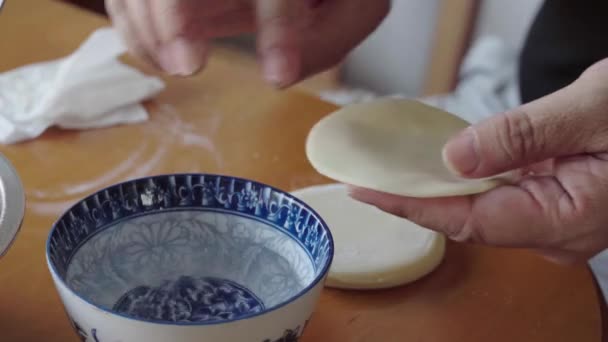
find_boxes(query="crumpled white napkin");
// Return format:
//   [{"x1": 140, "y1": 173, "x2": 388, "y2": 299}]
[{"x1": 0, "y1": 27, "x2": 165, "y2": 144}]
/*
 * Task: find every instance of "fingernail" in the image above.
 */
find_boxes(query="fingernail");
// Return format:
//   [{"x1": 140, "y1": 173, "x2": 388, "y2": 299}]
[
  {"x1": 158, "y1": 38, "x2": 202, "y2": 76},
  {"x1": 346, "y1": 185, "x2": 359, "y2": 197},
  {"x1": 347, "y1": 186, "x2": 376, "y2": 205},
  {"x1": 263, "y1": 49, "x2": 298, "y2": 87},
  {"x1": 442, "y1": 128, "x2": 480, "y2": 176}
]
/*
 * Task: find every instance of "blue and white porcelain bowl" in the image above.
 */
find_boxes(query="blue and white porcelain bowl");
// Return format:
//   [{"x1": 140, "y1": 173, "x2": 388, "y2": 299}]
[{"x1": 46, "y1": 174, "x2": 333, "y2": 342}]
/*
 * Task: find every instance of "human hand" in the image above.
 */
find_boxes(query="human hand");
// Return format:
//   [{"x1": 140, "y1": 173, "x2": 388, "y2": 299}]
[
  {"x1": 350, "y1": 59, "x2": 608, "y2": 264},
  {"x1": 105, "y1": 0, "x2": 389, "y2": 87}
]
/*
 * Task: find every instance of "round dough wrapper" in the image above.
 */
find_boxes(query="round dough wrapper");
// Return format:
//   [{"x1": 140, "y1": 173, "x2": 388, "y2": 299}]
[
  {"x1": 292, "y1": 183, "x2": 445, "y2": 290},
  {"x1": 306, "y1": 98, "x2": 510, "y2": 198}
]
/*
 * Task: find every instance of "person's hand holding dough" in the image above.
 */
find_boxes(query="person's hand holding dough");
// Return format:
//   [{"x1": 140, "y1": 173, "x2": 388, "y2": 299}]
[
  {"x1": 351, "y1": 58, "x2": 608, "y2": 265},
  {"x1": 105, "y1": 0, "x2": 389, "y2": 87}
]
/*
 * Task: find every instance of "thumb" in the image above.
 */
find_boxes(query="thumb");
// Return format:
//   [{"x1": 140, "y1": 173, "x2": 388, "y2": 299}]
[
  {"x1": 255, "y1": 0, "x2": 307, "y2": 88},
  {"x1": 442, "y1": 74, "x2": 608, "y2": 178},
  {"x1": 255, "y1": 0, "x2": 390, "y2": 88}
]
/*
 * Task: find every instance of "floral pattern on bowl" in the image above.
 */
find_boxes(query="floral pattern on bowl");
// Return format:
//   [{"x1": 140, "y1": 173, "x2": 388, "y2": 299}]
[{"x1": 47, "y1": 174, "x2": 333, "y2": 342}]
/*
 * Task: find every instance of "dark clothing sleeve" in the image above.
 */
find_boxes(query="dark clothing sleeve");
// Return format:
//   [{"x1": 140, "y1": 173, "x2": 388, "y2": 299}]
[{"x1": 518, "y1": 0, "x2": 608, "y2": 103}]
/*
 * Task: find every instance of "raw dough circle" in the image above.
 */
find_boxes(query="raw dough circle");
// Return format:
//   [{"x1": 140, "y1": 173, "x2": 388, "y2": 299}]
[
  {"x1": 292, "y1": 183, "x2": 445, "y2": 290},
  {"x1": 306, "y1": 98, "x2": 508, "y2": 198}
]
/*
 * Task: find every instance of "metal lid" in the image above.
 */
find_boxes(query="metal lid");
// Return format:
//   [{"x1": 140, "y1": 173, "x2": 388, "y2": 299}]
[{"x1": 0, "y1": 153, "x2": 25, "y2": 258}]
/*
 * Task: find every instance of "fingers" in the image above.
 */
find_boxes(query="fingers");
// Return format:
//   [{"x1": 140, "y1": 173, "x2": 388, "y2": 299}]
[
  {"x1": 150, "y1": 0, "x2": 212, "y2": 75},
  {"x1": 296, "y1": 0, "x2": 390, "y2": 81},
  {"x1": 351, "y1": 183, "x2": 602, "y2": 263},
  {"x1": 348, "y1": 176, "x2": 567, "y2": 248},
  {"x1": 349, "y1": 154, "x2": 608, "y2": 257},
  {"x1": 151, "y1": 0, "x2": 252, "y2": 41},
  {"x1": 442, "y1": 66, "x2": 608, "y2": 178},
  {"x1": 106, "y1": 0, "x2": 156, "y2": 66},
  {"x1": 202, "y1": 8, "x2": 256, "y2": 37},
  {"x1": 348, "y1": 186, "x2": 473, "y2": 240},
  {"x1": 107, "y1": 0, "x2": 389, "y2": 85},
  {"x1": 126, "y1": 0, "x2": 159, "y2": 52},
  {"x1": 255, "y1": 0, "x2": 305, "y2": 87},
  {"x1": 107, "y1": 0, "x2": 253, "y2": 76},
  {"x1": 255, "y1": 0, "x2": 390, "y2": 87},
  {"x1": 349, "y1": 59, "x2": 608, "y2": 262}
]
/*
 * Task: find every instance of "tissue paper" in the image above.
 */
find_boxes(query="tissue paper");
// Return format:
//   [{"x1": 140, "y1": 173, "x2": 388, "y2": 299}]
[{"x1": 0, "y1": 27, "x2": 165, "y2": 144}]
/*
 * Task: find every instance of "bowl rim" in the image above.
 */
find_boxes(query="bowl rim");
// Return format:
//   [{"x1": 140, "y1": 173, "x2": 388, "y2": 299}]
[{"x1": 45, "y1": 173, "x2": 334, "y2": 326}]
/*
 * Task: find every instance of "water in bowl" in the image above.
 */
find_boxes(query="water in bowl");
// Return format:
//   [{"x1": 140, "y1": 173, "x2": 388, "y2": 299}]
[{"x1": 65, "y1": 210, "x2": 315, "y2": 323}]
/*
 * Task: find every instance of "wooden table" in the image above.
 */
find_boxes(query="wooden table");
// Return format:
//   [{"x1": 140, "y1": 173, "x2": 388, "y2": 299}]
[{"x1": 0, "y1": 1, "x2": 603, "y2": 341}]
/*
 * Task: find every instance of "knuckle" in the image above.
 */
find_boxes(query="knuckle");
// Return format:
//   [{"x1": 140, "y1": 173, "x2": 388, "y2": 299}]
[
  {"x1": 444, "y1": 214, "x2": 486, "y2": 244},
  {"x1": 380, "y1": 202, "x2": 410, "y2": 220},
  {"x1": 497, "y1": 109, "x2": 542, "y2": 164},
  {"x1": 570, "y1": 194, "x2": 597, "y2": 222}
]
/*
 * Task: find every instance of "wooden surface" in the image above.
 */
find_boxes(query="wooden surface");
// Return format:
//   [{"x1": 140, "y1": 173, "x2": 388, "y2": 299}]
[{"x1": 0, "y1": 1, "x2": 602, "y2": 341}]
